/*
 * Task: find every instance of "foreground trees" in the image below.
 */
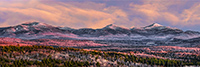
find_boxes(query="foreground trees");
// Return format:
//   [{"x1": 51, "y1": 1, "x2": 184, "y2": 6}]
[
  {"x1": 0, "y1": 57, "x2": 91, "y2": 67},
  {"x1": 0, "y1": 45, "x2": 200, "y2": 67}
]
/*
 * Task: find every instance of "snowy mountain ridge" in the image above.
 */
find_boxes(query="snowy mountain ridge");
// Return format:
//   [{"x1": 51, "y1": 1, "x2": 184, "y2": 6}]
[
  {"x1": 0, "y1": 22, "x2": 199, "y2": 40},
  {"x1": 0, "y1": 22, "x2": 200, "y2": 46}
]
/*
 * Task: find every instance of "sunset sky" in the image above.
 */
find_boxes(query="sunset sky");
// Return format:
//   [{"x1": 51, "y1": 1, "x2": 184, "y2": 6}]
[{"x1": 0, "y1": 0, "x2": 200, "y2": 31}]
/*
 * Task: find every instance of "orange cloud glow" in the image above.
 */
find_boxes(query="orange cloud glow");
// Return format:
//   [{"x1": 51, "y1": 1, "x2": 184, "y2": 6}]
[{"x1": 0, "y1": 0, "x2": 200, "y2": 31}]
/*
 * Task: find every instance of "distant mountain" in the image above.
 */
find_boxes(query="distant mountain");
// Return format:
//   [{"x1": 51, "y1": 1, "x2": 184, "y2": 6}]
[
  {"x1": 0, "y1": 22, "x2": 199, "y2": 39},
  {"x1": 143, "y1": 23, "x2": 164, "y2": 29},
  {"x1": 131, "y1": 23, "x2": 185, "y2": 36},
  {"x1": 0, "y1": 22, "x2": 200, "y2": 47},
  {"x1": 0, "y1": 22, "x2": 73, "y2": 39},
  {"x1": 71, "y1": 24, "x2": 131, "y2": 37}
]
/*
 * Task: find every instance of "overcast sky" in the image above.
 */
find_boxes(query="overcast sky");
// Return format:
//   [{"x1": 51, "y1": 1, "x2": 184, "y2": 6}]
[{"x1": 0, "y1": 0, "x2": 200, "y2": 31}]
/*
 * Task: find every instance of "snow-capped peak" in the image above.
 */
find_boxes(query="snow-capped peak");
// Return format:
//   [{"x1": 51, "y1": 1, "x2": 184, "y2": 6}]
[
  {"x1": 144, "y1": 23, "x2": 164, "y2": 29},
  {"x1": 103, "y1": 24, "x2": 128, "y2": 29},
  {"x1": 21, "y1": 22, "x2": 49, "y2": 26},
  {"x1": 147, "y1": 23, "x2": 163, "y2": 27},
  {"x1": 9, "y1": 22, "x2": 54, "y2": 32}
]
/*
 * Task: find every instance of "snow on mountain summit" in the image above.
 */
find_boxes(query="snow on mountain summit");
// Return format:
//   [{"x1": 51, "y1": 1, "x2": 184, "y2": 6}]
[
  {"x1": 21, "y1": 22, "x2": 50, "y2": 27},
  {"x1": 149, "y1": 23, "x2": 163, "y2": 27},
  {"x1": 143, "y1": 23, "x2": 170, "y2": 29},
  {"x1": 143, "y1": 23, "x2": 164, "y2": 29},
  {"x1": 11, "y1": 22, "x2": 54, "y2": 32},
  {"x1": 103, "y1": 24, "x2": 128, "y2": 30}
]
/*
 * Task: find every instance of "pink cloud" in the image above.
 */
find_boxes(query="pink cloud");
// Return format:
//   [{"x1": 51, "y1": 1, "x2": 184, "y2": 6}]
[
  {"x1": 0, "y1": 0, "x2": 129, "y2": 29},
  {"x1": 0, "y1": 0, "x2": 200, "y2": 30}
]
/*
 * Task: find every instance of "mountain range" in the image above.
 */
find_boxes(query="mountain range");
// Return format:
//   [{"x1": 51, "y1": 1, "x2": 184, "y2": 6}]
[{"x1": 0, "y1": 22, "x2": 200, "y2": 47}]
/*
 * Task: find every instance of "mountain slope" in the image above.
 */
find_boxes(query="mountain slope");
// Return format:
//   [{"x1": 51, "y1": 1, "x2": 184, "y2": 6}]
[
  {"x1": 130, "y1": 23, "x2": 199, "y2": 36},
  {"x1": 0, "y1": 22, "x2": 75, "y2": 39},
  {"x1": 0, "y1": 37, "x2": 107, "y2": 47},
  {"x1": 70, "y1": 24, "x2": 131, "y2": 37},
  {"x1": 0, "y1": 22, "x2": 199, "y2": 40}
]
